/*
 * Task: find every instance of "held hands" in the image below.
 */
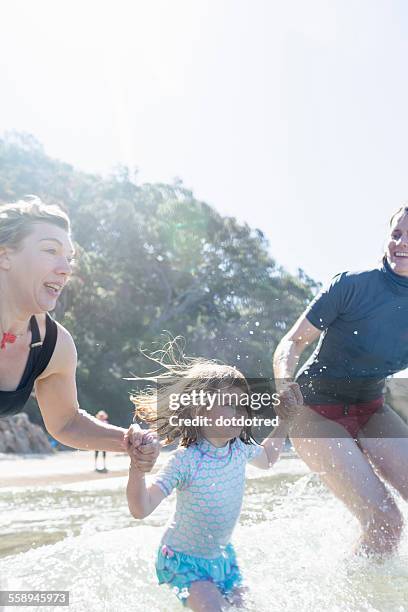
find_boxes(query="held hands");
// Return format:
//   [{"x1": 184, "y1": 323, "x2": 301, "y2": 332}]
[
  {"x1": 124, "y1": 423, "x2": 160, "y2": 472},
  {"x1": 275, "y1": 382, "x2": 304, "y2": 421}
]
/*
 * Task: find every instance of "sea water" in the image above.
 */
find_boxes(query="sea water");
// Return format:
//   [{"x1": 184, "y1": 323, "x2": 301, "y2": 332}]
[{"x1": 1, "y1": 455, "x2": 408, "y2": 612}]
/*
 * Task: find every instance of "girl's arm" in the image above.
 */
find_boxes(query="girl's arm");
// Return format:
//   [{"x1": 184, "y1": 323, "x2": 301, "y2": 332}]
[
  {"x1": 249, "y1": 420, "x2": 290, "y2": 470},
  {"x1": 127, "y1": 460, "x2": 166, "y2": 519}
]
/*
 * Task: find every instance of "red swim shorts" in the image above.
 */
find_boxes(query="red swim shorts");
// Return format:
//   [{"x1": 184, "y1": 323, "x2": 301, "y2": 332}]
[{"x1": 308, "y1": 397, "x2": 384, "y2": 438}]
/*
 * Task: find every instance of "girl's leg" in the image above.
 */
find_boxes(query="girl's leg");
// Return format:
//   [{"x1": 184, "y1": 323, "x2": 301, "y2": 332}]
[
  {"x1": 290, "y1": 406, "x2": 403, "y2": 555},
  {"x1": 187, "y1": 581, "x2": 229, "y2": 612},
  {"x1": 94, "y1": 450, "x2": 99, "y2": 470},
  {"x1": 359, "y1": 403, "x2": 408, "y2": 499},
  {"x1": 102, "y1": 451, "x2": 107, "y2": 470},
  {"x1": 226, "y1": 586, "x2": 249, "y2": 608}
]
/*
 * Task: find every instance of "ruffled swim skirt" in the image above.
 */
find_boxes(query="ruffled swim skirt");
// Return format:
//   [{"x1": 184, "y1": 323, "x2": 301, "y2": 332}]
[{"x1": 156, "y1": 542, "x2": 243, "y2": 604}]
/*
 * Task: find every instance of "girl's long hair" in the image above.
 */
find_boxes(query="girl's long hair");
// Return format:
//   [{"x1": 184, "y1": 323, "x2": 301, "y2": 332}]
[{"x1": 130, "y1": 338, "x2": 256, "y2": 448}]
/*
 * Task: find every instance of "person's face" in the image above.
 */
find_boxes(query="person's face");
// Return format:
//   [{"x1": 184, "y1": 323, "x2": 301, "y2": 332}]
[
  {"x1": 1, "y1": 222, "x2": 74, "y2": 314},
  {"x1": 386, "y1": 213, "x2": 408, "y2": 277},
  {"x1": 199, "y1": 385, "x2": 249, "y2": 443}
]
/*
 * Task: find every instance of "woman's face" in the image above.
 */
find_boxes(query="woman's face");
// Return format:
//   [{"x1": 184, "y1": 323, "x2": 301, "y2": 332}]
[
  {"x1": 1, "y1": 222, "x2": 74, "y2": 314},
  {"x1": 386, "y1": 212, "x2": 408, "y2": 277}
]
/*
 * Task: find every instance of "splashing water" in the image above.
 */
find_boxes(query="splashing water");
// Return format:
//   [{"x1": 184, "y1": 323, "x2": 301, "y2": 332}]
[{"x1": 1, "y1": 456, "x2": 408, "y2": 611}]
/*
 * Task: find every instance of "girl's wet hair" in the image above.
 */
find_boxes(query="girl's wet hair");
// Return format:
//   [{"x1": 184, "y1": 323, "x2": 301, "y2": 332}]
[
  {"x1": 0, "y1": 195, "x2": 70, "y2": 250},
  {"x1": 130, "y1": 338, "x2": 256, "y2": 448}
]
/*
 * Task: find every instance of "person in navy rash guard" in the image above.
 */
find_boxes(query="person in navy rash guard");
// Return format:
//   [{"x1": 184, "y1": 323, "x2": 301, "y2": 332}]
[{"x1": 273, "y1": 204, "x2": 408, "y2": 557}]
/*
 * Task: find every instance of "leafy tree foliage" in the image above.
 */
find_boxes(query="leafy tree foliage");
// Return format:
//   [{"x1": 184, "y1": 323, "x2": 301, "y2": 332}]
[{"x1": 0, "y1": 132, "x2": 320, "y2": 425}]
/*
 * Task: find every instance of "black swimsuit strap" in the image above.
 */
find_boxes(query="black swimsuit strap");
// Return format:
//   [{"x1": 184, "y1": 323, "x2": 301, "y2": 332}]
[
  {"x1": 0, "y1": 314, "x2": 58, "y2": 417},
  {"x1": 17, "y1": 316, "x2": 41, "y2": 390},
  {"x1": 18, "y1": 315, "x2": 57, "y2": 390},
  {"x1": 29, "y1": 315, "x2": 41, "y2": 345},
  {"x1": 32, "y1": 314, "x2": 58, "y2": 379}
]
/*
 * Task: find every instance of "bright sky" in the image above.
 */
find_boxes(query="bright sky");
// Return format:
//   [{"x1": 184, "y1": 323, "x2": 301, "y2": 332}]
[{"x1": 1, "y1": 0, "x2": 407, "y2": 283}]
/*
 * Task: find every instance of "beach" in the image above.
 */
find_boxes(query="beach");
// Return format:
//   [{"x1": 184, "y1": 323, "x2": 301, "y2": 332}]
[{"x1": 0, "y1": 451, "x2": 137, "y2": 488}]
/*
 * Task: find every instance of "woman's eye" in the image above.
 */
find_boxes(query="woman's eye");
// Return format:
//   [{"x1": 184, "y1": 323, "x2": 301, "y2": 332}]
[
  {"x1": 45, "y1": 248, "x2": 57, "y2": 254},
  {"x1": 392, "y1": 233, "x2": 401, "y2": 240}
]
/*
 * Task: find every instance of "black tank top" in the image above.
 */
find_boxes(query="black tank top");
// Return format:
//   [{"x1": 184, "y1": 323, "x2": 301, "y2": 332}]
[{"x1": 0, "y1": 314, "x2": 58, "y2": 417}]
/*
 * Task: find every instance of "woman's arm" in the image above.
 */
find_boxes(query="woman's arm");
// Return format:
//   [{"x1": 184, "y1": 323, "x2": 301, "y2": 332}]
[
  {"x1": 127, "y1": 460, "x2": 166, "y2": 519},
  {"x1": 272, "y1": 314, "x2": 321, "y2": 420},
  {"x1": 35, "y1": 329, "x2": 127, "y2": 451},
  {"x1": 273, "y1": 313, "x2": 321, "y2": 381},
  {"x1": 35, "y1": 324, "x2": 159, "y2": 468}
]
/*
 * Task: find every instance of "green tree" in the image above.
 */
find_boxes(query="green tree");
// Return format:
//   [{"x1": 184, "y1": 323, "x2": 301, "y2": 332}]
[{"x1": 0, "y1": 132, "x2": 320, "y2": 425}]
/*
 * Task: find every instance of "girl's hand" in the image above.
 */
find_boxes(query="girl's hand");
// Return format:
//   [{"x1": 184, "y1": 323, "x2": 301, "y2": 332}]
[
  {"x1": 125, "y1": 424, "x2": 160, "y2": 472},
  {"x1": 124, "y1": 423, "x2": 144, "y2": 455},
  {"x1": 275, "y1": 382, "x2": 304, "y2": 421}
]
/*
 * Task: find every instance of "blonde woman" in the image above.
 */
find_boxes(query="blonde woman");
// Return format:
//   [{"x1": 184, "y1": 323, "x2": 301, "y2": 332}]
[
  {"x1": 0, "y1": 196, "x2": 158, "y2": 469},
  {"x1": 126, "y1": 353, "x2": 299, "y2": 611}
]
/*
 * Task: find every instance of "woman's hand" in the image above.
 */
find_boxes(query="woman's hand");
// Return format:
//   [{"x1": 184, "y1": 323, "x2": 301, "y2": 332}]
[
  {"x1": 124, "y1": 424, "x2": 160, "y2": 472},
  {"x1": 275, "y1": 382, "x2": 304, "y2": 421}
]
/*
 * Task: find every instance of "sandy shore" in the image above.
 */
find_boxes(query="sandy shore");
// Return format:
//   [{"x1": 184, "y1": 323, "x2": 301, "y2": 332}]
[
  {"x1": 0, "y1": 450, "x2": 138, "y2": 488},
  {"x1": 0, "y1": 446, "x2": 294, "y2": 489}
]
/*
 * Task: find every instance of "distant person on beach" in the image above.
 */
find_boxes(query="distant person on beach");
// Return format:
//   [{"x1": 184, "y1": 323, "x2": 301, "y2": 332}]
[
  {"x1": 273, "y1": 204, "x2": 408, "y2": 556},
  {"x1": 94, "y1": 410, "x2": 109, "y2": 472},
  {"x1": 126, "y1": 354, "x2": 299, "y2": 611},
  {"x1": 0, "y1": 196, "x2": 158, "y2": 471}
]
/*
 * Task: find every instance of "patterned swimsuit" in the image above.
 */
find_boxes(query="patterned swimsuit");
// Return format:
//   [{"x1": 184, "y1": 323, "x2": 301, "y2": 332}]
[{"x1": 152, "y1": 437, "x2": 262, "y2": 602}]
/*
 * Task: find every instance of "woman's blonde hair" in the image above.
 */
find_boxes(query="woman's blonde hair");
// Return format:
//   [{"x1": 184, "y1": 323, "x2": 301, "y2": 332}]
[
  {"x1": 0, "y1": 195, "x2": 70, "y2": 250},
  {"x1": 130, "y1": 339, "x2": 255, "y2": 448}
]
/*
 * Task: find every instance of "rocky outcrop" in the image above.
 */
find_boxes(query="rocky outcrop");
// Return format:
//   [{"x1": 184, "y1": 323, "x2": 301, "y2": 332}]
[{"x1": 0, "y1": 413, "x2": 54, "y2": 454}]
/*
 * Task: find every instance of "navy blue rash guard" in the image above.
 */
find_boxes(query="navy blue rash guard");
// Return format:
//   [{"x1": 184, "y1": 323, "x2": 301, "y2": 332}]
[{"x1": 296, "y1": 257, "x2": 408, "y2": 404}]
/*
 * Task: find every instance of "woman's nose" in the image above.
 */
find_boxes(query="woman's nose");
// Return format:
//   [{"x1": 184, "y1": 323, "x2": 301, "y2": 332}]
[
  {"x1": 56, "y1": 257, "x2": 72, "y2": 275},
  {"x1": 394, "y1": 233, "x2": 408, "y2": 246},
  {"x1": 401, "y1": 233, "x2": 408, "y2": 247}
]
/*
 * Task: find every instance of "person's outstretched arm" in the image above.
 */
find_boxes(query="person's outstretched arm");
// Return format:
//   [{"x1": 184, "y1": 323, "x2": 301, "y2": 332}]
[
  {"x1": 249, "y1": 420, "x2": 290, "y2": 469},
  {"x1": 35, "y1": 323, "x2": 157, "y2": 464},
  {"x1": 272, "y1": 313, "x2": 321, "y2": 422},
  {"x1": 249, "y1": 381, "x2": 305, "y2": 469},
  {"x1": 250, "y1": 395, "x2": 303, "y2": 471},
  {"x1": 127, "y1": 456, "x2": 166, "y2": 519},
  {"x1": 273, "y1": 314, "x2": 321, "y2": 382}
]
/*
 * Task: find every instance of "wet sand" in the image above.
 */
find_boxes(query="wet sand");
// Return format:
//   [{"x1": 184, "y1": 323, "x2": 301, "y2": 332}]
[
  {"x1": 0, "y1": 451, "x2": 134, "y2": 488},
  {"x1": 0, "y1": 446, "x2": 292, "y2": 488}
]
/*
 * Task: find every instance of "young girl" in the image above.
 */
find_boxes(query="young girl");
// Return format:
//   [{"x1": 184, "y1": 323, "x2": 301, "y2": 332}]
[{"x1": 127, "y1": 356, "x2": 299, "y2": 611}]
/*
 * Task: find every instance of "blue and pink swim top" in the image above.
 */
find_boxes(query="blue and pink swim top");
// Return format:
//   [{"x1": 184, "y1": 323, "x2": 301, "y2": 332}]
[{"x1": 152, "y1": 436, "x2": 262, "y2": 559}]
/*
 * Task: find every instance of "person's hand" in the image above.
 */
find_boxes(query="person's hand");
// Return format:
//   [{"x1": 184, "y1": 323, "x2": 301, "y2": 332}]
[
  {"x1": 275, "y1": 382, "x2": 304, "y2": 421},
  {"x1": 125, "y1": 424, "x2": 160, "y2": 472},
  {"x1": 124, "y1": 423, "x2": 144, "y2": 453}
]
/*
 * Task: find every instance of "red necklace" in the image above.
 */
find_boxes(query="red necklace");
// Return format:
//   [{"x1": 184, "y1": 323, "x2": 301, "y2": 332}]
[{"x1": 1, "y1": 332, "x2": 17, "y2": 350}]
